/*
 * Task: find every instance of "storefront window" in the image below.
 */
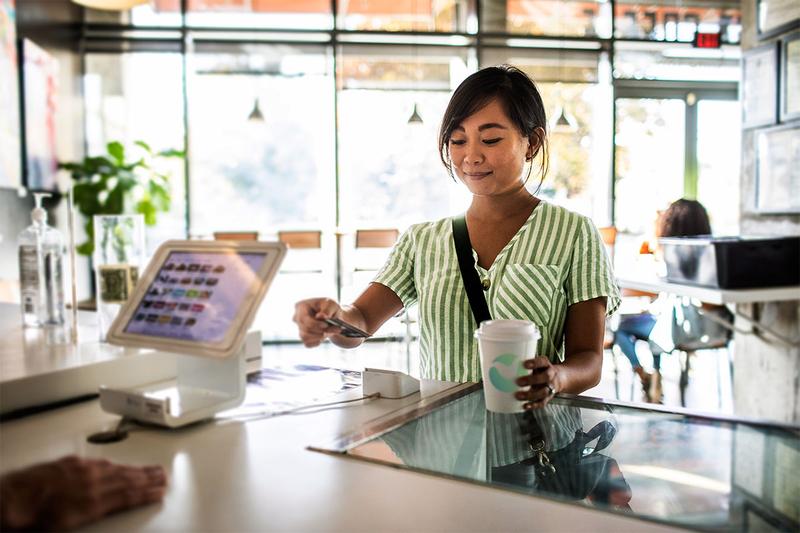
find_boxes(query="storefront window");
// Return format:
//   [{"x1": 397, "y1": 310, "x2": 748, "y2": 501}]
[
  {"x1": 481, "y1": 0, "x2": 611, "y2": 38},
  {"x1": 614, "y1": 0, "x2": 741, "y2": 44},
  {"x1": 187, "y1": 43, "x2": 334, "y2": 236},
  {"x1": 613, "y1": 41, "x2": 741, "y2": 81},
  {"x1": 614, "y1": 97, "x2": 685, "y2": 235},
  {"x1": 83, "y1": 53, "x2": 187, "y2": 252},
  {"x1": 185, "y1": 0, "x2": 333, "y2": 29},
  {"x1": 84, "y1": 0, "x2": 182, "y2": 27},
  {"x1": 696, "y1": 99, "x2": 740, "y2": 236},
  {"x1": 337, "y1": 0, "x2": 468, "y2": 32}
]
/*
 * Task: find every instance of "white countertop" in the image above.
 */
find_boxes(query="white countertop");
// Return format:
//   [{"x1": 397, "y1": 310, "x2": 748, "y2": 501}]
[
  {"x1": 0, "y1": 382, "x2": 678, "y2": 532},
  {"x1": 0, "y1": 303, "x2": 177, "y2": 414},
  {"x1": 616, "y1": 274, "x2": 800, "y2": 305},
  {"x1": 0, "y1": 302, "x2": 679, "y2": 532}
]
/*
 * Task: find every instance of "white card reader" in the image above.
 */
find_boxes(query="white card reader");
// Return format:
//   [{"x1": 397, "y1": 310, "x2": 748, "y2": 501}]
[{"x1": 363, "y1": 368, "x2": 420, "y2": 399}]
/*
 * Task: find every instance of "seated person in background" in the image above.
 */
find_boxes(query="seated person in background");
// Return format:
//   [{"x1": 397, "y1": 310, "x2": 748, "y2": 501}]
[
  {"x1": 294, "y1": 65, "x2": 620, "y2": 409},
  {"x1": 614, "y1": 198, "x2": 731, "y2": 403},
  {"x1": 0, "y1": 456, "x2": 167, "y2": 531}
]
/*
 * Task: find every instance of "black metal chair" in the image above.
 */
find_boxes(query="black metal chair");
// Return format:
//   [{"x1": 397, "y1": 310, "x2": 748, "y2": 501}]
[{"x1": 670, "y1": 298, "x2": 735, "y2": 408}]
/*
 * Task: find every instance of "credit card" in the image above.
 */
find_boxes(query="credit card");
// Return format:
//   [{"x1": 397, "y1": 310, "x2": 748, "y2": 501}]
[{"x1": 323, "y1": 317, "x2": 371, "y2": 338}]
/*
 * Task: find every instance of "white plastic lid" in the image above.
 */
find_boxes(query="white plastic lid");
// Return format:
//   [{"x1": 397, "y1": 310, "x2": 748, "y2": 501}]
[{"x1": 474, "y1": 319, "x2": 540, "y2": 341}]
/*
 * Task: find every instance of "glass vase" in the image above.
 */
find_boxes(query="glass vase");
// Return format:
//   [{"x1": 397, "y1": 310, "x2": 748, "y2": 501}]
[{"x1": 93, "y1": 214, "x2": 145, "y2": 341}]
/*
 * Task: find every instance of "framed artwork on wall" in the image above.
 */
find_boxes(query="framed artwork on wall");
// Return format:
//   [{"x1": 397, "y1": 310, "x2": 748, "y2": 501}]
[
  {"x1": 21, "y1": 38, "x2": 59, "y2": 192},
  {"x1": 754, "y1": 123, "x2": 800, "y2": 215},
  {"x1": 742, "y1": 43, "x2": 779, "y2": 130},
  {"x1": 780, "y1": 31, "x2": 800, "y2": 122},
  {"x1": 757, "y1": 0, "x2": 800, "y2": 40},
  {"x1": 0, "y1": 0, "x2": 21, "y2": 190}
]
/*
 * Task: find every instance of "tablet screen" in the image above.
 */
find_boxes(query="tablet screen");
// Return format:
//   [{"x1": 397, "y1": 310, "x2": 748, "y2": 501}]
[{"x1": 123, "y1": 251, "x2": 268, "y2": 343}]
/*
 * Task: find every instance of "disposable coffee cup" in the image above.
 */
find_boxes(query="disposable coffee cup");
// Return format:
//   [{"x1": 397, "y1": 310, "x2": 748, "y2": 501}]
[{"x1": 475, "y1": 320, "x2": 540, "y2": 413}]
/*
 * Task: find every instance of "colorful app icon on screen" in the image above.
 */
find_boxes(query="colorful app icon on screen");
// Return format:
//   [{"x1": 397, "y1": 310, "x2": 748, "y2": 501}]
[
  {"x1": 185, "y1": 318, "x2": 197, "y2": 327},
  {"x1": 191, "y1": 303, "x2": 205, "y2": 312}
]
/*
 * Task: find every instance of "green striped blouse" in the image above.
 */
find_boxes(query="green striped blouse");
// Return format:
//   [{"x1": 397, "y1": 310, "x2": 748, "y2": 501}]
[{"x1": 373, "y1": 201, "x2": 621, "y2": 382}]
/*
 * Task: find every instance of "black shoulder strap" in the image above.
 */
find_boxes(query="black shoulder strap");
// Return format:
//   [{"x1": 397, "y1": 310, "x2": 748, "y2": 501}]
[{"x1": 452, "y1": 215, "x2": 491, "y2": 327}]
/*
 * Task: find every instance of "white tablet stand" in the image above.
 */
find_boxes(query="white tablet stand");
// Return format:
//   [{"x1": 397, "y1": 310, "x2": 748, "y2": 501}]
[
  {"x1": 97, "y1": 240, "x2": 285, "y2": 429},
  {"x1": 99, "y1": 330, "x2": 261, "y2": 428}
]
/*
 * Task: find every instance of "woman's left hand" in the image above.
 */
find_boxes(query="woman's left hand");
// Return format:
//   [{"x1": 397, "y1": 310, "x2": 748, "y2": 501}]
[{"x1": 515, "y1": 356, "x2": 560, "y2": 409}]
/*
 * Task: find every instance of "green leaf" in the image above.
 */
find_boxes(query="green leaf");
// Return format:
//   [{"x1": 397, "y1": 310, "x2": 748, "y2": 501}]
[
  {"x1": 76, "y1": 241, "x2": 94, "y2": 256},
  {"x1": 58, "y1": 162, "x2": 81, "y2": 171},
  {"x1": 157, "y1": 148, "x2": 185, "y2": 159},
  {"x1": 134, "y1": 140, "x2": 152, "y2": 154},
  {"x1": 136, "y1": 200, "x2": 157, "y2": 225},
  {"x1": 61, "y1": 140, "x2": 178, "y2": 237},
  {"x1": 105, "y1": 185, "x2": 125, "y2": 214},
  {"x1": 107, "y1": 142, "x2": 125, "y2": 166},
  {"x1": 72, "y1": 182, "x2": 102, "y2": 217}
]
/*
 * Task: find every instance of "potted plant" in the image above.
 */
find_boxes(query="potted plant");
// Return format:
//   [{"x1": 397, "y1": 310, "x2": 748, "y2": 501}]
[{"x1": 58, "y1": 140, "x2": 185, "y2": 256}]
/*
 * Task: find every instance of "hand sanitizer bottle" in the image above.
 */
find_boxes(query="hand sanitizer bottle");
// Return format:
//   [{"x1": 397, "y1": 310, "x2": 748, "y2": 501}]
[{"x1": 18, "y1": 192, "x2": 66, "y2": 327}]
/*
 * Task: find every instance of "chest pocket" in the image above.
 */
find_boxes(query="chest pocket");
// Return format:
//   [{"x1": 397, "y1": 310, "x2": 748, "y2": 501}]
[{"x1": 493, "y1": 264, "x2": 562, "y2": 329}]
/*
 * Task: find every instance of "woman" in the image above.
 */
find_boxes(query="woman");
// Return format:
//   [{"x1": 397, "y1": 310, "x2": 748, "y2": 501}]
[
  {"x1": 613, "y1": 198, "x2": 732, "y2": 402},
  {"x1": 294, "y1": 65, "x2": 620, "y2": 409}
]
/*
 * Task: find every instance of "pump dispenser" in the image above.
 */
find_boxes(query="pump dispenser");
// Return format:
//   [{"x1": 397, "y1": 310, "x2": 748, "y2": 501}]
[{"x1": 18, "y1": 192, "x2": 66, "y2": 327}]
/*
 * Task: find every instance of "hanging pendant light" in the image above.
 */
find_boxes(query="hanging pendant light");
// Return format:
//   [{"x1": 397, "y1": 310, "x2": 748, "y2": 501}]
[
  {"x1": 552, "y1": 106, "x2": 577, "y2": 133},
  {"x1": 72, "y1": 0, "x2": 149, "y2": 10},
  {"x1": 247, "y1": 97, "x2": 264, "y2": 122},
  {"x1": 551, "y1": 4, "x2": 577, "y2": 135},
  {"x1": 407, "y1": 102, "x2": 423, "y2": 124},
  {"x1": 406, "y1": 0, "x2": 424, "y2": 125}
]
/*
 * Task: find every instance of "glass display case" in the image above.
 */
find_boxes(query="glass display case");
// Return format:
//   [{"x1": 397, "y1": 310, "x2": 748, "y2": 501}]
[{"x1": 313, "y1": 385, "x2": 799, "y2": 532}]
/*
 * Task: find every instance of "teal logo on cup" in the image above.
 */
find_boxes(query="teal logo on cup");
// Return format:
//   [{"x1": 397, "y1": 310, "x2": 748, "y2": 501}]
[{"x1": 489, "y1": 353, "x2": 527, "y2": 393}]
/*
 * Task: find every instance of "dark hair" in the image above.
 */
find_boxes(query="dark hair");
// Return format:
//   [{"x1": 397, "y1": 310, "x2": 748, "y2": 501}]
[
  {"x1": 657, "y1": 198, "x2": 712, "y2": 238},
  {"x1": 438, "y1": 65, "x2": 549, "y2": 190}
]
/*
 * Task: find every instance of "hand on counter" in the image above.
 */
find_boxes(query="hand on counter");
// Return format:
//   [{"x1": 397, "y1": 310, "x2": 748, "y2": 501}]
[
  {"x1": 515, "y1": 356, "x2": 560, "y2": 409},
  {"x1": 0, "y1": 455, "x2": 167, "y2": 531}
]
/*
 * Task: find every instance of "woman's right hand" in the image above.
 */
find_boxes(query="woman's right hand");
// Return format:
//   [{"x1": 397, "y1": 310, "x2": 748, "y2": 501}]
[{"x1": 293, "y1": 297, "x2": 345, "y2": 348}]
